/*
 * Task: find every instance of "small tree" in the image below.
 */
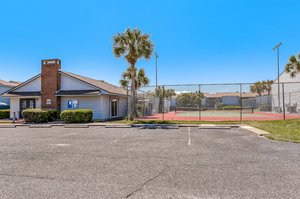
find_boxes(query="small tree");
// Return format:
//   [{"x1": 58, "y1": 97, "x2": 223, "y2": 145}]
[
  {"x1": 285, "y1": 53, "x2": 300, "y2": 78},
  {"x1": 176, "y1": 92, "x2": 204, "y2": 107}
]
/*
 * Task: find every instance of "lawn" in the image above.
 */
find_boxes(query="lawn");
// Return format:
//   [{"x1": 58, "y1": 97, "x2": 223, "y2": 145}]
[
  {"x1": 110, "y1": 119, "x2": 300, "y2": 143},
  {"x1": 247, "y1": 120, "x2": 300, "y2": 143}
]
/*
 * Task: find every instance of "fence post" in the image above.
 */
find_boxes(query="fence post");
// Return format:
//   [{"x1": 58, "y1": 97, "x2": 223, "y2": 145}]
[
  {"x1": 143, "y1": 91, "x2": 145, "y2": 117},
  {"x1": 199, "y1": 84, "x2": 201, "y2": 121},
  {"x1": 162, "y1": 85, "x2": 165, "y2": 120},
  {"x1": 282, "y1": 83, "x2": 286, "y2": 120},
  {"x1": 13, "y1": 112, "x2": 16, "y2": 123},
  {"x1": 240, "y1": 83, "x2": 242, "y2": 122}
]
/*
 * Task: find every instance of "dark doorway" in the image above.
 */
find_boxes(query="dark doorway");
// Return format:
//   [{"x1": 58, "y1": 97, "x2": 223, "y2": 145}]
[
  {"x1": 20, "y1": 99, "x2": 36, "y2": 116},
  {"x1": 111, "y1": 99, "x2": 118, "y2": 117}
]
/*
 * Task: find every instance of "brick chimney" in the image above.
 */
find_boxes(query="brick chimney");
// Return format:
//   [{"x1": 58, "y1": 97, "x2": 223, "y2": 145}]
[{"x1": 41, "y1": 59, "x2": 61, "y2": 110}]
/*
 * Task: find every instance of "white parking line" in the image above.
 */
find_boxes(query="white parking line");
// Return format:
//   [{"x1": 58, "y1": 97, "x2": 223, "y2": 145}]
[
  {"x1": 62, "y1": 132, "x2": 80, "y2": 137},
  {"x1": 111, "y1": 134, "x2": 128, "y2": 144},
  {"x1": 188, "y1": 127, "x2": 191, "y2": 146}
]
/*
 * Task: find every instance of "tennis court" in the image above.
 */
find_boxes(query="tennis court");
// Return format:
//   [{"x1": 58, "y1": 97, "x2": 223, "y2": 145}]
[{"x1": 134, "y1": 82, "x2": 300, "y2": 122}]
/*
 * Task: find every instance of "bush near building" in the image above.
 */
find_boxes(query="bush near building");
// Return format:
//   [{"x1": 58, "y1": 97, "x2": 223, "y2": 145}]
[
  {"x1": 60, "y1": 109, "x2": 93, "y2": 123},
  {"x1": 0, "y1": 109, "x2": 10, "y2": 119},
  {"x1": 22, "y1": 109, "x2": 59, "y2": 123}
]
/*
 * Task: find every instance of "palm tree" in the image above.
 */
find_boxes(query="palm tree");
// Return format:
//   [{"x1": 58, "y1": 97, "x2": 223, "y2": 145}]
[
  {"x1": 119, "y1": 67, "x2": 150, "y2": 89},
  {"x1": 285, "y1": 54, "x2": 300, "y2": 78},
  {"x1": 263, "y1": 80, "x2": 274, "y2": 95},
  {"x1": 250, "y1": 81, "x2": 264, "y2": 96},
  {"x1": 113, "y1": 28, "x2": 154, "y2": 120}
]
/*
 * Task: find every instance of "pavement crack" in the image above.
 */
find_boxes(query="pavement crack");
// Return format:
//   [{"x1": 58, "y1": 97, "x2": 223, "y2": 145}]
[{"x1": 126, "y1": 168, "x2": 165, "y2": 198}]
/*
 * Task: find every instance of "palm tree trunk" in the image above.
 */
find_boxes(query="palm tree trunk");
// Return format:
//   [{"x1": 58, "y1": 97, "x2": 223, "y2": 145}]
[{"x1": 130, "y1": 64, "x2": 137, "y2": 120}]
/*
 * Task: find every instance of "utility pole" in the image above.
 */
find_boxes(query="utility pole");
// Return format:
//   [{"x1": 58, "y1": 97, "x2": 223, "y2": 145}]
[
  {"x1": 155, "y1": 52, "x2": 159, "y2": 90},
  {"x1": 273, "y1": 42, "x2": 282, "y2": 112}
]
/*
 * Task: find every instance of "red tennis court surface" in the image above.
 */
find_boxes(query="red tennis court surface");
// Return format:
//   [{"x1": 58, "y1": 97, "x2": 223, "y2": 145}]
[{"x1": 139, "y1": 111, "x2": 300, "y2": 121}]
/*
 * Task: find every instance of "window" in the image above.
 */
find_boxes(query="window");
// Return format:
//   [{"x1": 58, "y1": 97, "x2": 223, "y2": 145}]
[
  {"x1": 67, "y1": 99, "x2": 79, "y2": 109},
  {"x1": 111, "y1": 99, "x2": 118, "y2": 117},
  {"x1": 46, "y1": 99, "x2": 51, "y2": 105}
]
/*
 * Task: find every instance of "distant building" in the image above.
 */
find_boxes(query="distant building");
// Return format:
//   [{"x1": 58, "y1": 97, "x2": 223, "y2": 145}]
[
  {"x1": 202, "y1": 92, "x2": 269, "y2": 109},
  {"x1": 171, "y1": 91, "x2": 270, "y2": 109},
  {"x1": 0, "y1": 80, "x2": 20, "y2": 105},
  {"x1": 272, "y1": 71, "x2": 300, "y2": 113}
]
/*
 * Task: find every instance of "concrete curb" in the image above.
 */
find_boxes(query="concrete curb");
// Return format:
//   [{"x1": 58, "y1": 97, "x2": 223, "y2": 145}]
[
  {"x1": 199, "y1": 124, "x2": 240, "y2": 129},
  {"x1": 105, "y1": 125, "x2": 132, "y2": 128},
  {"x1": 0, "y1": 125, "x2": 16, "y2": 128},
  {"x1": 240, "y1": 125, "x2": 270, "y2": 136},
  {"x1": 177, "y1": 124, "x2": 199, "y2": 127},
  {"x1": 65, "y1": 124, "x2": 89, "y2": 128},
  {"x1": 29, "y1": 125, "x2": 52, "y2": 128},
  {"x1": 132, "y1": 124, "x2": 179, "y2": 128}
]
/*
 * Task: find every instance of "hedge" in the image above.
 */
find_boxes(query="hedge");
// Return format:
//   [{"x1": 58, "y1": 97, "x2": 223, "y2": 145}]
[
  {"x1": 60, "y1": 109, "x2": 93, "y2": 123},
  {"x1": 223, "y1": 106, "x2": 241, "y2": 110},
  {"x1": 0, "y1": 105, "x2": 10, "y2": 110},
  {"x1": 0, "y1": 109, "x2": 10, "y2": 119},
  {"x1": 46, "y1": 109, "x2": 59, "y2": 122},
  {"x1": 22, "y1": 109, "x2": 59, "y2": 123}
]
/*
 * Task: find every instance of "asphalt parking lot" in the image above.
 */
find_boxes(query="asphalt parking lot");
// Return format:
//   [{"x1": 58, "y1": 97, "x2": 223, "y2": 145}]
[{"x1": 0, "y1": 126, "x2": 299, "y2": 199}]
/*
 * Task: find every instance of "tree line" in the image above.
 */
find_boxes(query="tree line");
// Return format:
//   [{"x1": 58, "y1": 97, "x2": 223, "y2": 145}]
[{"x1": 250, "y1": 80, "x2": 274, "y2": 96}]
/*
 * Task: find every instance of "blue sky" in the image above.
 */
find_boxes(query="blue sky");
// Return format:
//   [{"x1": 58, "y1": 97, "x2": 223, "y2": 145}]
[{"x1": 0, "y1": 0, "x2": 300, "y2": 86}]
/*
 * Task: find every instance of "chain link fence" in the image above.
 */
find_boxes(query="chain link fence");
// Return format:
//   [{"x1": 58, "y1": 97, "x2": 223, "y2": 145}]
[{"x1": 126, "y1": 82, "x2": 300, "y2": 121}]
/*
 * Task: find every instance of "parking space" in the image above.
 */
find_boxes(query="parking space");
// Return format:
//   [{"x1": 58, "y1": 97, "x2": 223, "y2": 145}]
[{"x1": 0, "y1": 126, "x2": 299, "y2": 198}]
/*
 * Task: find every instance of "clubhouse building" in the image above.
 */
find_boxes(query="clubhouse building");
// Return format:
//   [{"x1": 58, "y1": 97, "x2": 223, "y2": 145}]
[{"x1": 1, "y1": 59, "x2": 128, "y2": 120}]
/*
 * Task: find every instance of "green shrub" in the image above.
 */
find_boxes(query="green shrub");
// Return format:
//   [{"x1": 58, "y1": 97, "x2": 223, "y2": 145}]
[
  {"x1": 215, "y1": 102, "x2": 224, "y2": 110},
  {"x1": 0, "y1": 109, "x2": 10, "y2": 119},
  {"x1": 60, "y1": 109, "x2": 93, "y2": 123},
  {"x1": 45, "y1": 109, "x2": 59, "y2": 122},
  {"x1": 0, "y1": 105, "x2": 10, "y2": 110},
  {"x1": 258, "y1": 105, "x2": 272, "y2": 112},
  {"x1": 22, "y1": 109, "x2": 59, "y2": 123},
  {"x1": 223, "y1": 106, "x2": 241, "y2": 110},
  {"x1": 22, "y1": 109, "x2": 48, "y2": 123}
]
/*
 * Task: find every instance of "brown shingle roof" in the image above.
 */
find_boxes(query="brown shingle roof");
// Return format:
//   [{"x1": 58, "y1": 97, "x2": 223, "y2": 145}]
[
  {"x1": 61, "y1": 71, "x2": 127, "y2": 96},
  {"x1": 204, "y1": 92, "x2": 262, "y2": 98},
  {"x1": 3, "y1": 91, "x2": 41, "y2": 97},
  {"x1": 56, "y1": 90, "x2": 101, "y2": 96},
  {"x1": 0, "y1": 80, "x2": 20, "y2": 87}
]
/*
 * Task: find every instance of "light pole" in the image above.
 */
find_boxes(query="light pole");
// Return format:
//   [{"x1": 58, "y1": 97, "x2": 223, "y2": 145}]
[
  {"x1": 273, "y1": 42, "x2": 282, "y2": 112},
  {"x1": 155, "y1": 52, "x2": 159, "y2": 89}
]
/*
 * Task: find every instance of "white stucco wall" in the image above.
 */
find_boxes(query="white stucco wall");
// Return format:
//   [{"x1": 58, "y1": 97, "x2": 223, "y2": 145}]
[
  {"x1": 14, "y1": 77, "x2": 41, "y2": 92},
  {"x1": 61, "y1": 95, "x2": 127, "y2": 120},
  {"x1": 118, "y1": 97, "x2": 128, "y2": 117},
  {"x1": 61, "y1": 96, "x2": 102, "y2": 119},
  {"x1": 60, "y1": 75, "x2": 98, "y2": 91},
  {"x1": 272, "y1": 72, "x2": 300, "y2": 112}
]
